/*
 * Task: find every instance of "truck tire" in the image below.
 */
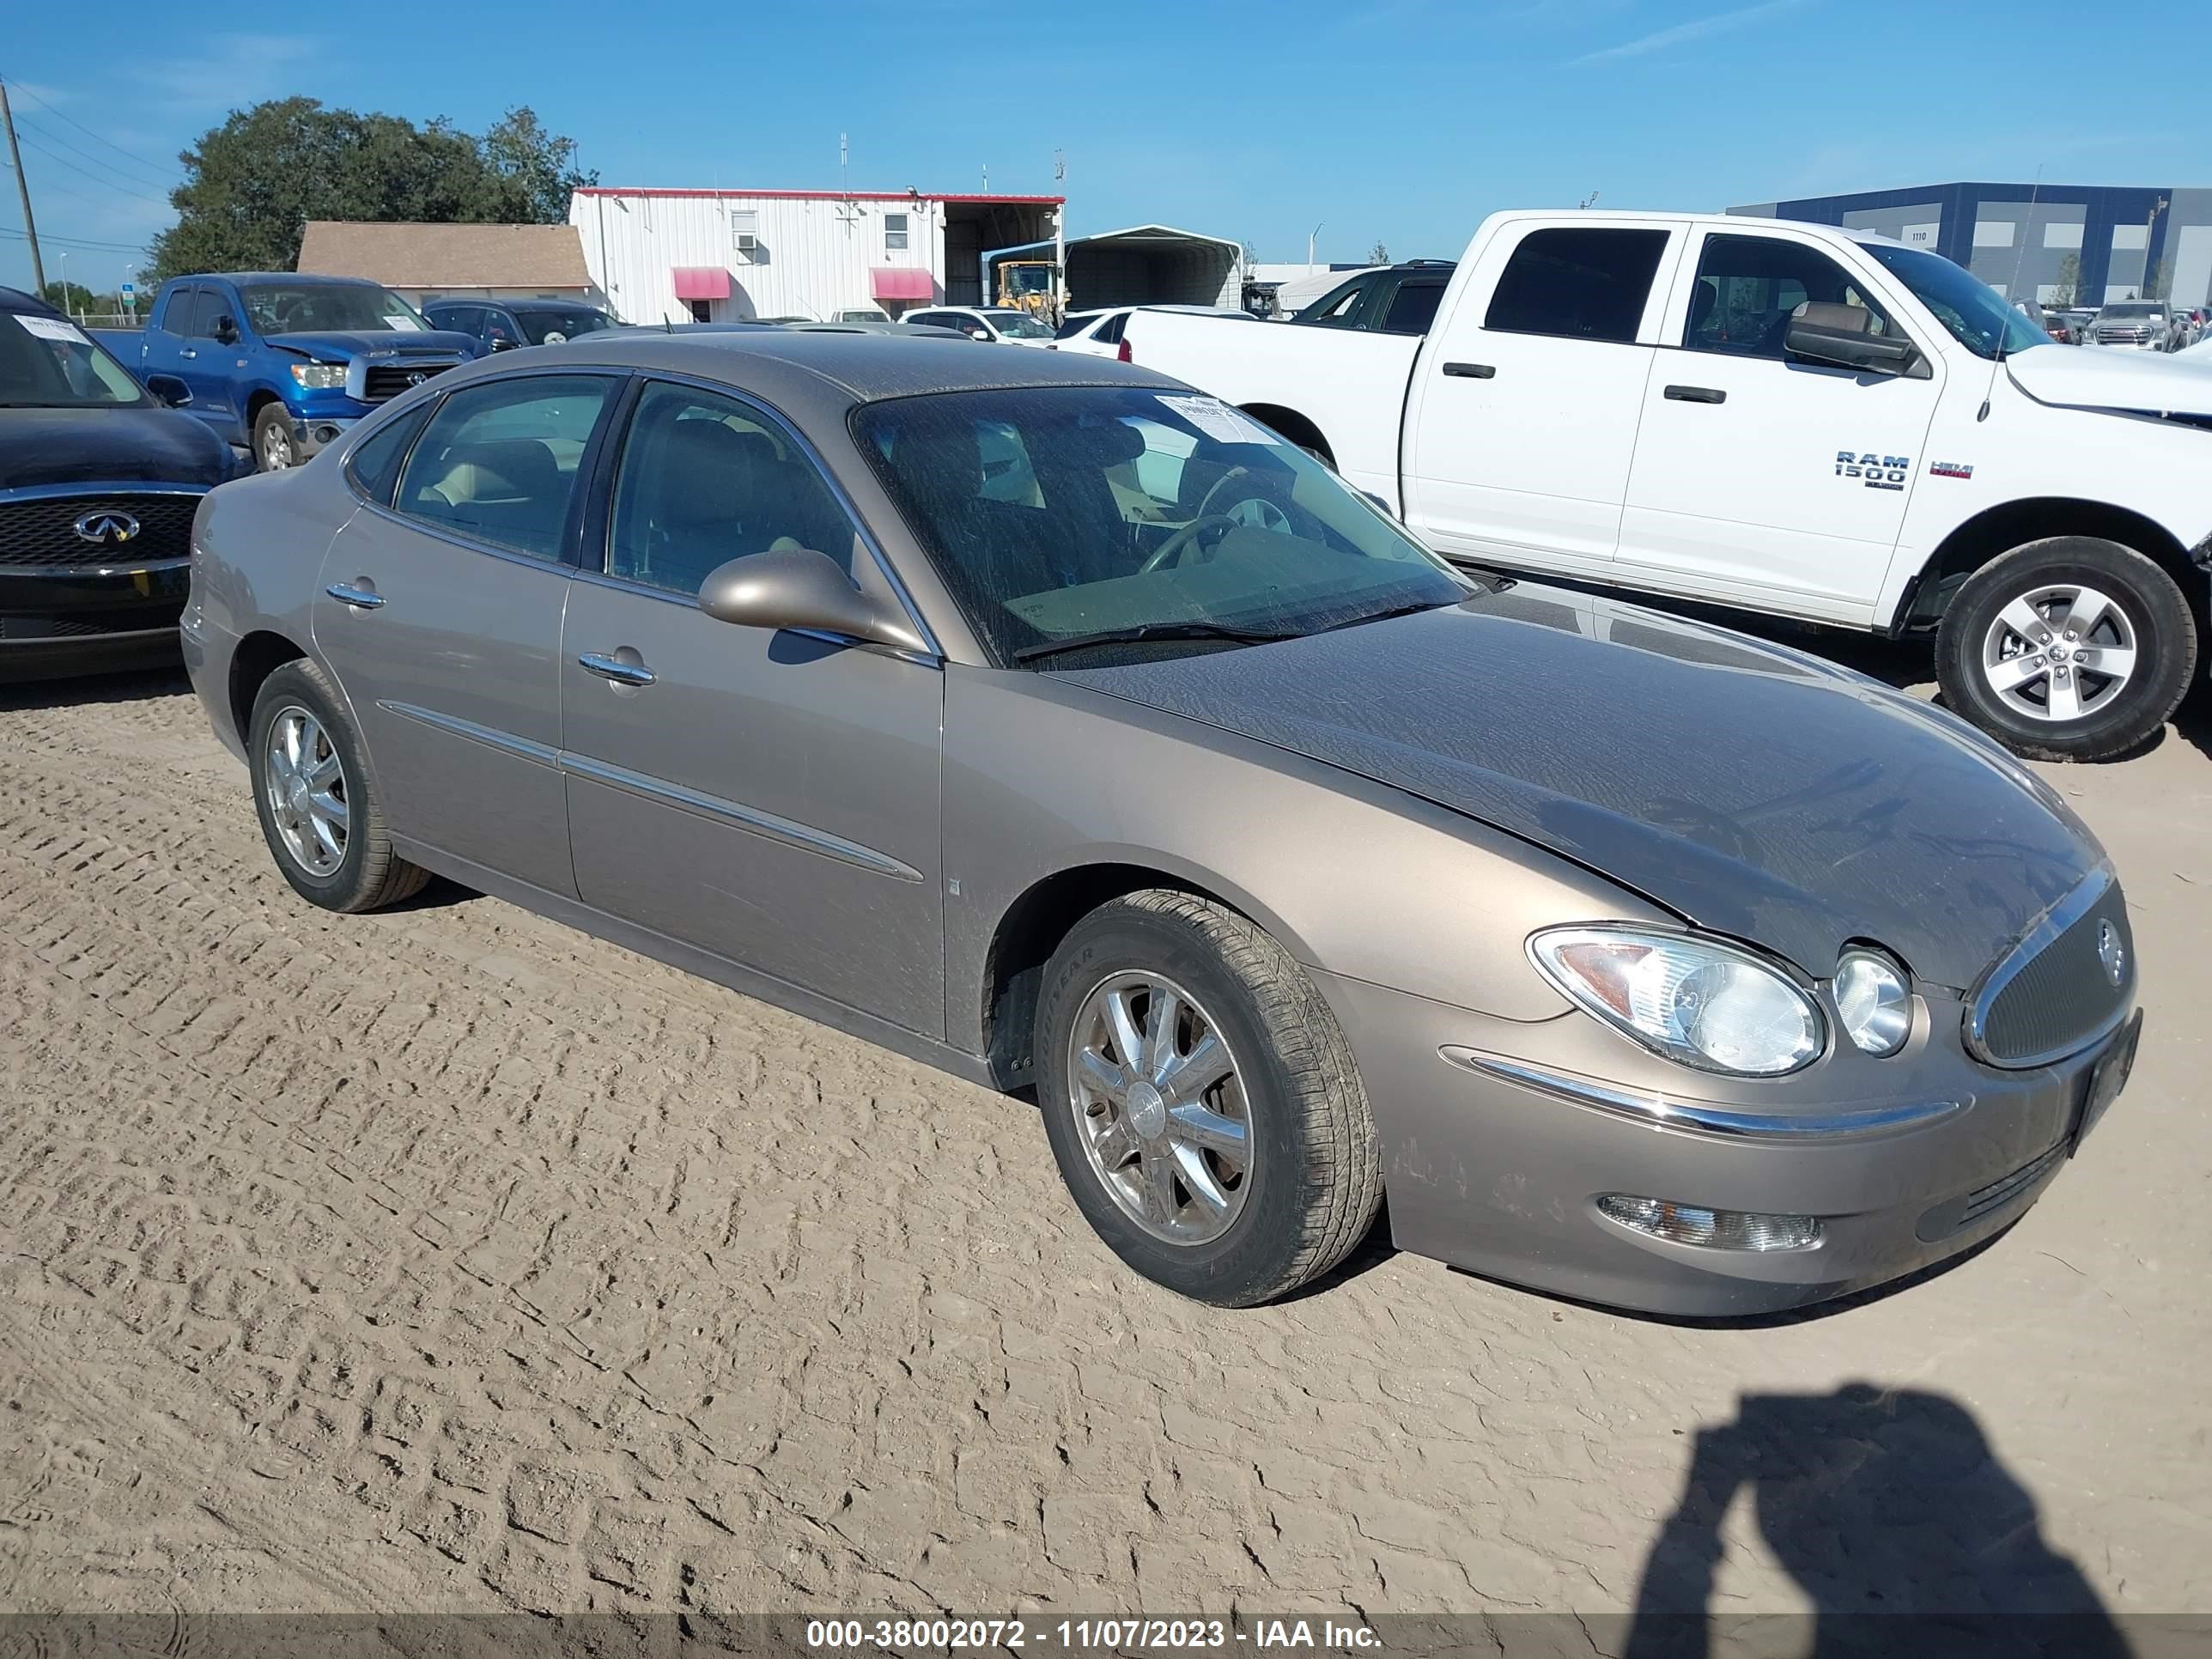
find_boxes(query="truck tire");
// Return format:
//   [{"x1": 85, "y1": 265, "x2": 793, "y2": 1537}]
[
  {"x1": 1935, "y1": 536, "x2": 2196, "y2": 763},
  {"x1": 252, "y1": 403, "x2": 298, "y2": 471},
  {"x1": 1033, "y1": 890, "x2": 1383, "y2": 1307}
]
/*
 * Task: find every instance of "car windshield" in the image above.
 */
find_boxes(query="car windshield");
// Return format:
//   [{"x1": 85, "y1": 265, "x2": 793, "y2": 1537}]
[
  {"x1": 240, "y1": 283, "x2": 428, "y2": 335},
  {"x1": 981, "y1": 310, "x2": 1054, "y2": 339},
  {"x1": 853, "y1": 385, "x2": 1474, "y2": 666},
  {"x1": 513, "y1": 307, "x2": 614, "y2": 343},
  {"x1": 1863, "y1": 244, "x2": 2047, "y2": 360},
  {"x1": 0, "y1": 311, "x2": 149, "y2": 408},
  {"x1": 2100, "y1": 302, "x2": 2162, "y2": 319}
]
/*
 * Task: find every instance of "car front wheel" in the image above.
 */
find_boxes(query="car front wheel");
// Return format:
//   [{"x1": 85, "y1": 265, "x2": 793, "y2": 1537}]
[
  {"x1": 1034, "y1": 890, "x2": 1382, "y2": 1306},
  {"x1": 252, "y1": 404, "x2": 297, "y2": 471},
  {"x1": 1936, "y1": 536, "x2": 2197, "y2": 762},
  {"x1": 248, "y1": 659, "x2": 428, "y2": 912}
]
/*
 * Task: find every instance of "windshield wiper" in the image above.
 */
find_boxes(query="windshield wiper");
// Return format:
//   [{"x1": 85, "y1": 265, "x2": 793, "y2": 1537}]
[{"x1": 1013, "y1": 620, "x2": 1299, "y2": 663}]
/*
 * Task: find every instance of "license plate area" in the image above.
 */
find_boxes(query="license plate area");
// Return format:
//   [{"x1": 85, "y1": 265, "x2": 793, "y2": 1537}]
[{"x1": 2072, "y1": 1009, "x2": 2141, "y2": 1154}]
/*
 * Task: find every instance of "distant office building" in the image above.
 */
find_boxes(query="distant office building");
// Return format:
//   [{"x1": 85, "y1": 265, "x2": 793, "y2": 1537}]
[{"x1": 1729, "y1": 184, "x2": 2212, "y2": 308}]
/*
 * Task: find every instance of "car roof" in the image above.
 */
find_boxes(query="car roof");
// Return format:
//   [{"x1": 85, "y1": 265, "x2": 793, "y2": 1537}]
[
  {"x1": 199, "y1": 272, "x2": 383, "y2": 285},
  {"x1": 507, "y1": 329, "x2": 1179, "y2": 417},
  {"x1": 0, "y1": 285, "x2": 63, "y2": 317}
]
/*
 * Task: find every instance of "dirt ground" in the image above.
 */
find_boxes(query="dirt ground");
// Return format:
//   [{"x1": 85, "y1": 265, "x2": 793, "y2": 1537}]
[{"x1": 0, "y1": 655, "x2": 2207, "y2": 1639}]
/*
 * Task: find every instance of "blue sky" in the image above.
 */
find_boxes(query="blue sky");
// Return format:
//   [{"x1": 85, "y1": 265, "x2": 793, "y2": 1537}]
[{"x1": 3, "y1": 0, "x2": 2205, "y2": 292}]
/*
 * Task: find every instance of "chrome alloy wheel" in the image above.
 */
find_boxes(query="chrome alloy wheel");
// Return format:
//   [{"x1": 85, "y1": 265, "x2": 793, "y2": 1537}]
[
  {"x1": 263, "y1": 704, "x2": 349, "y2": 877},
  {"x1": 1981, "y1": 583, "x2": 2138, "y2": 723},
  {"x1": 1066, "y1": 971, "x2": 1254, "y2": 1245},
  {"x1": 259, "y1": 421, "x2": 295, "y2": 470}
]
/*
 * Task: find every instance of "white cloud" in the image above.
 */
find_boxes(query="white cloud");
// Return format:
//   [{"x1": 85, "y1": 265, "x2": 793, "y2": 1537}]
[{"x1": 1570, "y1": 0, "x2": 1809, "y2": 65}]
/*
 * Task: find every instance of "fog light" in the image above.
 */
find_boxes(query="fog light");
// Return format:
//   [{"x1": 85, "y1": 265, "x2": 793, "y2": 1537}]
[{"x1": 1597, "y1": 1194, "x2": 1822, "y2": 1252}]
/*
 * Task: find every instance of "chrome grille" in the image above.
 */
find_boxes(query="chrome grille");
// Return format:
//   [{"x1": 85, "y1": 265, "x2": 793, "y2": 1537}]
[
  {"x1": 1968, "y1": 874, "x2": 2133, "y2": 1067},
  {"x1": 0, "y1": 492, "x2": 201, "y2": 568}
]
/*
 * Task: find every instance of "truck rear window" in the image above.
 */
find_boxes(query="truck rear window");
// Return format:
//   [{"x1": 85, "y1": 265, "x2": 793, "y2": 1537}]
[{"x1": 1484, "y1": 228, "x2": 1669, "y2": 345}]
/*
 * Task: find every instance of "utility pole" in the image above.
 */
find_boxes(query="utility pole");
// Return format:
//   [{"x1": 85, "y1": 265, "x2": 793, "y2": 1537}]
[{"x1": 0, "y1": 79, "x2": 48, "y2": 299}]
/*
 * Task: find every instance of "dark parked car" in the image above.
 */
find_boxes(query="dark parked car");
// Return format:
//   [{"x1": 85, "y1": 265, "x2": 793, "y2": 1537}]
[
  {"x1": 0, "y1": 287, "x2": 237, "y2": 681},
  {"x1": 421, "y1": 299, "x2": 619, "y2": 353},
  {"x1": 181, "y1": 333, "x2": 2138, "y2": 1314},
  {"x1": 1293, "y1": 260, "x2": 1458, "y2": 334}
]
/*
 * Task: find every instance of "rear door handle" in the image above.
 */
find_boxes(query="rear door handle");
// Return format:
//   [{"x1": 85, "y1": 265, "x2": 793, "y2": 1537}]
[
  {"x1": 325, "y1": 582, "x2": 386, "y2": 609},
  {"x1": 1442, "y1": 362, "x2": 1496, "y2": 379},
  {"x1": 1663, "y1": 385, "x2": 1727, "y2": 404},
  {"x1": 578, "y1": 652, "x2": 656, "y2": 687}
]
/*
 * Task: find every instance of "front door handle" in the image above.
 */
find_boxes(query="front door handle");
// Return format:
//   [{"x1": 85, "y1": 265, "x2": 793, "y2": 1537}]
[
  {"x1": 1663, "y1": 385, "x2": 1727, "y2": 404},
  {"x1": 578, "y1": 652, "x2": 656, "y2": 687},
  {"x1": 179, "y1": 348, "x2": 198, "y2": 360},
  {"x1": 325, "y1": 581, "x2": 386, "y2": 609},
  {"x1": 1442, "y1": 362, "x2": 1496, "y2": 379}
]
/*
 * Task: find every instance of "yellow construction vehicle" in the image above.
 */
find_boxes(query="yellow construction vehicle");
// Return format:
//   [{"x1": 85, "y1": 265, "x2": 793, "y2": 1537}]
[{"x1": 994, "y1": 260, "x2": 1061, "y2": 321}]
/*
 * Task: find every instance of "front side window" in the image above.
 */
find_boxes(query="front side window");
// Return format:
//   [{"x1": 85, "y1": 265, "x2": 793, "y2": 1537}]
[
  {"x1": 0, "y1": 311, "x2": 149, "y2": 408},
  {"x1": 240, "y1": 283, "x2": 428, "y2": 336},
  {"x1": 1864, "y1": 243, "x2": 2046, "y2": 360},
  {"x1": 607, "y1": 382, "x2": 857, "y2": 595},
  {"x1": 981, "y1": 309, "x2": 1053, "y2": 340},
  {"x1": 1054, "y1": 312, "x2": 1106, "y2": 341},
  {"x1": 1484, "y1": 227, "x2": 1670, "y2": 344},
  {"x1": 1298, "y1": 276, "x2": 1370, "y2": 325},
  {"x1": 392, "y1": 374, "x2": 613, "y2": 560},
  {"x1": 162, "y1": 287, "x2": 206, "y2": 337},
  {"x1": 854, "y1": 385, "x2": 1472, "y2": 666},
  {"x1": 513, "y1": 307, "x2": 615, "y2": 344},
  {"x1": 1685, "y1": 234, "x2": 1896, "y2": 359}
]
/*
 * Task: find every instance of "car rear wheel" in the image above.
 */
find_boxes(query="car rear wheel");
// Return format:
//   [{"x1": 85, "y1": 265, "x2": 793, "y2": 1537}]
[
  {"x1": 249, "y1": 659, "x2": 428, "y2": 912},
  {"x1": 252, "y1": 404, "x2": 297, "y2": 471},
  {"x1": 1034, "y1": 890, "x2": 1382, "y2": 1306},
  {"x1": 1936, "y1": 537, "x2": 2197, "y2": 762}
]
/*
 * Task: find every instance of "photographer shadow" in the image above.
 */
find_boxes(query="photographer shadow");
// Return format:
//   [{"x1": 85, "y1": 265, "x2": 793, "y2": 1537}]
[{"x1": 1622, "y1": 1382, "x2": 2130, "y2": 1659}]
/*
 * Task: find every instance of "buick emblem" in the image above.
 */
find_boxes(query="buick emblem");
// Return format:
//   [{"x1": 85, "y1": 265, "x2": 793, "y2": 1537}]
[
  {"x1": 2096, "y1": 920, "x2": 2126, "y2": 988},
  {"x1": 73, "y1": 510, "x2": 141, "y2": 546}
]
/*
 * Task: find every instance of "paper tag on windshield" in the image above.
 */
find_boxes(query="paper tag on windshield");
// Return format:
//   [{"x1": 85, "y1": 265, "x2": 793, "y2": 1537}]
[
  {"x1": 384, "y1": 315, "x2": 422, "y2": 331},
  {"x1": 1157, "y1": 393, "x2": 1281, "y2": 447},
  {"x1": 15, "y1": 314, "x2": 90, "y2": 344}
]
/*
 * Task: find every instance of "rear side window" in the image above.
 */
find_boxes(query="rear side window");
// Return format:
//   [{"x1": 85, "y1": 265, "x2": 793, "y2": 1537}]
[
  {"x1": 1381, "y1": 279, "x2": 1446, "y2": 336},
  {"x1": 392, "y1": 374, "x2": 614, "y2": 561},
  {"x1": 1299, "y1": 276, "x2": 1370, "y2": 325},
  {"x1": 1484, "y1": 228, "x2": 1670, "y2": 344},
  {"x1": 346, "y1": 405, "x2": 430, "y2": 506}
]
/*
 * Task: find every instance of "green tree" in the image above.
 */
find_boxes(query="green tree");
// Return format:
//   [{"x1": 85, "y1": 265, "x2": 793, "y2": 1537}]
[
  {"x1": 1368, "y1": 240, "x2": 1389, "y2": 264},
  {"x1": 2051, "y1": 252, "x2": 2081, "y2": 308},
  {"x1": 148, "y1": 99, "x2": 595, "y2": 281},
  {"x1": 39, "y1": 280, "x2": 99, "y2": 316}
]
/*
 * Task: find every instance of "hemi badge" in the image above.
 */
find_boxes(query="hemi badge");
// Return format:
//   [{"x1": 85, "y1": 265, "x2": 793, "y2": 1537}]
[{"x1": 1930, "y1": 461, "x2": 1973, "y2": 480}]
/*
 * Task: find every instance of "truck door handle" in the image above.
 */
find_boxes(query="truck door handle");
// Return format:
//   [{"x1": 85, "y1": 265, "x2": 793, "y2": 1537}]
[
  {"x1": 1442, "y1": 362, "x2": 1496, "y2": 379},
  {"x1": 1664, "y1": 385, "x2": 1727, "y2": 404},
  {"x1": 324, "y1": 582, "x2": 386, "y2": 610},
  {"x1": 179, "y1": 348, "x2": 198, "y2": 360},
  {"x1": 578, "y1": 652, "x2": 656, "y2": 687}
]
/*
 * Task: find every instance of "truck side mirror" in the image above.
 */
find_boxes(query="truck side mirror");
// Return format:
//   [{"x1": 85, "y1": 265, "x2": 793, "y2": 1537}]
[
  {"x1": 1784, "y1": 302, "x2": 1919, "y2": 377},
  {"x1": 143, "y1": 373, "x2": 192, "y2": 408},
  {"x1": 211, "y1": 313, "x2": 240, "y2": 345}
]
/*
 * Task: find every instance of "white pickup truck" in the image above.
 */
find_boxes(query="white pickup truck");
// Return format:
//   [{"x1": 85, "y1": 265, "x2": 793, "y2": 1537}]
[{"x1": 1122, "y1": 210, "x2": 2212, "y2": 761}]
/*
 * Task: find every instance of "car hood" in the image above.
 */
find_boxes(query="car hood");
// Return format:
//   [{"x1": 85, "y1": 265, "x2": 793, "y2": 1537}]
[
  {"x1": 264, "y1": 329, "x2": 477, "y2": 360},
  {"x1": 2007, "y1": 341, "x2": 2212, "y2": 416},
  {"x1": 0, "y1": 405, "x2": 236, "y2": 488},
  {"x1": 1052, "y1": 589, "x2": 2104, "y2": 990}
]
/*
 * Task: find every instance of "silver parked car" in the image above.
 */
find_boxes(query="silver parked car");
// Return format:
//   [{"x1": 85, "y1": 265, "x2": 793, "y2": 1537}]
[{"x1": 181, "y1": 335, "x2": 2141, "y2": 1313}]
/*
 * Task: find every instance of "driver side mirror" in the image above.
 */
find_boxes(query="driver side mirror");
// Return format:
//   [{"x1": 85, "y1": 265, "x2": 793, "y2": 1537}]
[
  {"x1": 211, "y1": 314, "x2": 240, "y2": 345},
  {"x1": 143, "y1": 373, "x2": 192, "y2": 408},
  {"x1": 697, "y1": 547, "x2": 929, "y2": 655},
  {"x1": 1784, "y1": 301, "x2": 1920, "y2": 376},
  {"x1": 969, "y1": 329, "x2": 992, "y2": 341}
]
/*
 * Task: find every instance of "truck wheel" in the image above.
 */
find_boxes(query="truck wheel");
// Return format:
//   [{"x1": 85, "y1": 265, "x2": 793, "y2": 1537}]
[
  {"x1": 1033, "y1": 890, "x2": 1382, "y2": 1307},
  {"x1": 252, "y1": 404, "x2": 298, "y2": 471},
  {"x1": 1936, "y1": 537, "x2": 2196, "y2": 762}
]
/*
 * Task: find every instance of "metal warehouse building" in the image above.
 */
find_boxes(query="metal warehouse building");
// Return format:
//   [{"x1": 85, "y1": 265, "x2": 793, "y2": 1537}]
[
  {"x1": 1729, "y1": 182, "x2": 2212, "y2": 309},
  {"x1": 568, "y1": 187, "x2": 1066, "y2": 325}
]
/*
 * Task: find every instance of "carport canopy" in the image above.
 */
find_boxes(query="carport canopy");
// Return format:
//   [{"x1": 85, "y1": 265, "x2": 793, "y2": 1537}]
[{"x1": 994, "y1": 224, "x2": 1243, "y2": 312}]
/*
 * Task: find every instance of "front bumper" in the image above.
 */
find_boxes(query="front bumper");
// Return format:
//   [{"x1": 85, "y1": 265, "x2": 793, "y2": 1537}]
[
  {"x1": 1316, "y1": 969, "x2": 2136, "y2": 1316},
  {"x1": 0, "y1": 559, "x2": 190, "y2": 683},
  {"x1": 289, "y1": 413, "x2": 359, "y2": 460}
]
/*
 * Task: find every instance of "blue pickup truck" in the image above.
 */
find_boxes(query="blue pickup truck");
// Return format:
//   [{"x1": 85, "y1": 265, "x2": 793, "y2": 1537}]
[{"x1": 92, "y1": 274, "x2": 477, "y2": 471}]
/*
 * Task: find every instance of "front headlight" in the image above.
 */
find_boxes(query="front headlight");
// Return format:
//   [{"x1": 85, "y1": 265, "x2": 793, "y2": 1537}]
[
  {"x1": 1529, "y1": 926, "x2": 1825, "y2": 1077},
  {"x1": 289, "y1": 362, "x2": 347, "y2": 389},
  {"x1": 1834, "y1": 950, "x2": 1912, "y2": 1056}
]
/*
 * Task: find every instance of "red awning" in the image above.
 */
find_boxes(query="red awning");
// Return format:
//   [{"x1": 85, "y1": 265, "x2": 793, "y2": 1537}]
[
  {"x1": 672, "y1": 266, "x2": 732, "y2": 301},
  {"x1": 872, "y1": 266, "x2": 933, "y2": 301}
]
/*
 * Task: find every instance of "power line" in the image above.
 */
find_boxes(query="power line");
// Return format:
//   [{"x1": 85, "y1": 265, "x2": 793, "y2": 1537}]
[
  {"x1": 0, "y1": 225, "x2": 145, "y2": 252},
  {"x1": 9, "y1": 126, "x2": 172, "y2": 210},
  {"x1": 17, "y1": 114, "x2": 177, "y2": 198},
  {"x1": 0, "y1": 72, "x2": 180, "y2": 185}
]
